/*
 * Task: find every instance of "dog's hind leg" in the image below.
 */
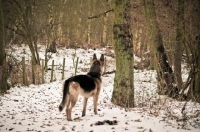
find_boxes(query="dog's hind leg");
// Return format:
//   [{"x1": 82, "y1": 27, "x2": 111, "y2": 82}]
[
  {"x1": 65, "y1": 95, "x2": 71, "y2": 120},
  {"x1": 66, "y1": 94, "x2": 78, "y2": 121},
  {"x1": 82, "y1": 97, "x2": 88, "y2": 117}
]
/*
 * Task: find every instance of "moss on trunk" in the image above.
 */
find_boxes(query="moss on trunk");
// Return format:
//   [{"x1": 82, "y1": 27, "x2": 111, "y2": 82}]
[{"x1": 112, "y1": 0, "x2": 134, "y2": 108}]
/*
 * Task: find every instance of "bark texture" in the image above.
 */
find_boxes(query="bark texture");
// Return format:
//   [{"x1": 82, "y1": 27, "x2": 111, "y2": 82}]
[
  {"x1": 0, "y1": 0, "x2": 7, "y2": 92},
  {"x1": 112, "y1": 0, "x2": 134, "y2": 108},
  {"x1": 192, "y1": 0, "x2": 200, "y2": 102},
  {"x1": 174, "y1": 0, "x2": 184, "y2": 91}
]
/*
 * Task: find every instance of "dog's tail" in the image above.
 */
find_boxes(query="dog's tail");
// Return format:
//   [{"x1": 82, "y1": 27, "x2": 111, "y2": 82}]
[{"x1": 59, "y1": 79, "x2": 70, "y2": 112}]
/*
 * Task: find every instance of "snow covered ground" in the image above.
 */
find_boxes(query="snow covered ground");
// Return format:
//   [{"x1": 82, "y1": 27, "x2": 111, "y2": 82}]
[{"x1": 0, "y1": 44, "x2": 200, "y2": 132}]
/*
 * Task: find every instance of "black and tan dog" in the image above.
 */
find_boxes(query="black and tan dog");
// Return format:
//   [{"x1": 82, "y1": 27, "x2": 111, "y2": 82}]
[{"x1": 59, "y1": 54, "x2": 104, "y2": 121}]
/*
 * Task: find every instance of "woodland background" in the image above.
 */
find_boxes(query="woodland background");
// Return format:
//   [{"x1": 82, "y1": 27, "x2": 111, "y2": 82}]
[{"x1": 0, "y1": 0, "x2": 200, "y2": 103}]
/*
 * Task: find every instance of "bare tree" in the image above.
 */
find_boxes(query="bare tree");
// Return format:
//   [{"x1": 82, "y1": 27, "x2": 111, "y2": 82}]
[
  {"x1": 4, "y1": 0, "x2": 41, "y2": 65},
  {"x1": 111, "y1": 0, "x2": 134, "y2": 108},
  {"x1": 143, "y1": 0, "x2": 178, "y2": 98},
  {"x1": 174, "y1": 0, "x2": 184, "y2": 92},
  {"x1": 190, "y1": 0, "x2": 200, "y2": 102},
  {"x1": 0, "y1": 0, "x2": 7, "y2": 92}
]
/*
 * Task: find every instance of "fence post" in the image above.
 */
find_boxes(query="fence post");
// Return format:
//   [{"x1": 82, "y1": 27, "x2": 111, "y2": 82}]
[
  {"x1": 74, "y1": 57, "x2": 79, "y2": 76},
  {"x1": 90, "y1": 57, "x2": 92, "y2": 66},
  {"x1": 22, "y1": 57, "x2": 26, "y2": 85},
  {"x1": 62, "y1": 58, "x2": 65, "y2": 80},
  {"x1": 31, "y1": 56, "x2": 35, "y2": 84},
  {"x1": 42, "y1": 59, "x2": 44, "y2": 83},
  {"x1": 50, "y1": 60, "x2": 54, "y2": 82}
]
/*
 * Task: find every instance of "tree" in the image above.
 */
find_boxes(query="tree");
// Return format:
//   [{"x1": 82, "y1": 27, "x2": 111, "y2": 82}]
[
  {"x1": 45, "y1": 0, "x2": 66, "y2": 53},
  {"x1": 111, "y1": 0, "x2": 134, "y2": 108},
  {"x1": 0, "y1": 0, "x2": 7, "y2": 92},
  {"x1": 174, "y1": 0, "x2": 184, "y2": 92},
  {"x1": 143, "y1": 0, "x2": 178, "y2": 98},
  {"x1": 4, "y1": 0, "x2": 41, "y2": 65},
  {"x1": 191, "y1": 0, "x2": 200, "y2": 102}
]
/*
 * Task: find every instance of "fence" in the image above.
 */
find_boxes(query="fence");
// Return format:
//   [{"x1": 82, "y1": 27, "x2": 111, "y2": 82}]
[{"x1": 10, "y1": 57, "x2": 107, "y2": 86}]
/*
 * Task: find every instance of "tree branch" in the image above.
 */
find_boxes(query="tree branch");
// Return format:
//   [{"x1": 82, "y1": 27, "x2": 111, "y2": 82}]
[{"x1": 88, "y1": 8, "x2": 114, "y2": 19}]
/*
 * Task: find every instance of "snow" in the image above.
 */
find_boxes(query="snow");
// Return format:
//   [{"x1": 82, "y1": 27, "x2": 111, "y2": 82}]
[{"x1": 0, "y1": 44, "x2": 200, "y2": 132}]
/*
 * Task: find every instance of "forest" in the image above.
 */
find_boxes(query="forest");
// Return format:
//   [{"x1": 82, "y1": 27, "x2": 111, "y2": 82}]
[{"x1": 0, "y1": 0, "x2": 200, "y2": 131}]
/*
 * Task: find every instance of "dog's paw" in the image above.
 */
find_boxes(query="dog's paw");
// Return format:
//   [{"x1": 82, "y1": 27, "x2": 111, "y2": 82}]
[
  {"x1": 67, "y1": 118, "x2": 73, "y2": 121},
  {"x1": 58, "y1": 105, "x2": 63, "y2": 112}
]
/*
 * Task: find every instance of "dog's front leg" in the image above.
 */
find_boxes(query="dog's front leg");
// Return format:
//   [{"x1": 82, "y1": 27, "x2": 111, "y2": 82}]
[
  {"x1": 82, "y1": 97, "x2": 88, "y2": 117},
  {"x1": 93, "y1": 95, "x2": 98, "y2": 115}
]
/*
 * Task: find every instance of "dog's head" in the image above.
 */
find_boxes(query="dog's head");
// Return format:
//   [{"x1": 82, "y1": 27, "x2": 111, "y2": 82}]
[{"x1": 89, "y1": 54, "x2": 104, "y2": 75}]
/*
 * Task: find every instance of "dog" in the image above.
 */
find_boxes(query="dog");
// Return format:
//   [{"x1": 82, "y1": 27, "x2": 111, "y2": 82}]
[{"x1": 59, "y1": 54, "x2": 104, "y2": 121}]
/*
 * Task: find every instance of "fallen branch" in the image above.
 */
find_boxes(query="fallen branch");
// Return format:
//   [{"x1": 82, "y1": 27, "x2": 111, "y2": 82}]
[
  {"x1": 88, "y1": 8, "x2": 114, "y2": 19},
  {"x1": 103, "y1": 70, "x2": 116, "y2": 75}
]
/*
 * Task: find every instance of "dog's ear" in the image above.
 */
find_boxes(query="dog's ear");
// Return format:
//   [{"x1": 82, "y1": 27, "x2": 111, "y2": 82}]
[
  {"x1": 100, "y1": 54, "x2": 104, "y2": 62},
  {"x1": 93, "y1": 54, "x2": 97, "y2": 60}
]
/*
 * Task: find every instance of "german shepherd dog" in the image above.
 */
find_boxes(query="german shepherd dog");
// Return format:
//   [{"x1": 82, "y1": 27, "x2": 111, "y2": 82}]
[{"x1": 59, "y1": 54, "x2": 104, "y2": 121}]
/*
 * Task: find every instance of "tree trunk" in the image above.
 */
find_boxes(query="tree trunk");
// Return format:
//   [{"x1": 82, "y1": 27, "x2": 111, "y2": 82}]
[
  {"x1": 143, "y1": 0, "x2": 178, "y2": 98},
  {"x1": 26, "y1": 37, "x2": 40, "y2": 65},
  {"x1": 0, "y1": 0, "x2": 7, "y2": 92},
  {"x1": 0, "y1": 0, "x2": 5, "y2": 66},
  {"x1": 46, "y1": 0, "x2": 56, "y2": 53},
  {"x1": 192, "y1": 0, "x2": 200, "y2": 102},
  {"x1": 174, "y1": 0, "x2": 184, "y2": 91},
  {"x1": 87, "y1": 0, "x2": 93, "y2": 44},
  {"x1": 24, "y1": 1, "x2": 38, "y2": 65},
  {"x1": 112, "y1": 0, "x2": 134, "y2": 108},
  {"x1": 102, "y1": 12, "x2": 108, "y2": 46},
  {"x1": 47, "y1": 39, "x2": 57, "y2": 53}
]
